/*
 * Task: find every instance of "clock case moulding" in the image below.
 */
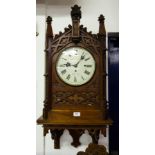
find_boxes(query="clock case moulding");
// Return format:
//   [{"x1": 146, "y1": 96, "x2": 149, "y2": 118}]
[{"x1": 37, "y1": 5, "x2": 112, "y2": 149}]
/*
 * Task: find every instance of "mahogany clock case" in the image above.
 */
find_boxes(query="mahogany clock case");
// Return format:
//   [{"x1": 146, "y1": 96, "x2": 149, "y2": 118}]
[{"x1": 37, "y1": 5, "x2": 112, "y2": 149}]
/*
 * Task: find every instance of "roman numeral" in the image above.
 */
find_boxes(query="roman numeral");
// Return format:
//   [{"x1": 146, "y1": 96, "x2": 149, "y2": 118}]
[
  {"x1": 74, "y1": 76, "x2": 77, "y2": 82},
  {"x1": 59, "y1": 64, "x2": 65, "y2": 67},
  {"x1": 84, "y1": 65, "x2": 92, "y2": 67},
  {"x1": 66, "y1": 74, "x2": 71, "y2": 80},
  {"x1": 85, "y1": 57, "x2": 90, "y2": 61},
  {"x1": 61, "y1": 69, "x2": 66, "y2": 75},
  {"x1": 84, "y1": 70, "x2": 90, "y2": 75},
  {"x1": 81, "y1": 76, "x2": 85, "y2": 80},
  {"x1": 62, "y1": 58, "x2": 67, "y2": 61}
]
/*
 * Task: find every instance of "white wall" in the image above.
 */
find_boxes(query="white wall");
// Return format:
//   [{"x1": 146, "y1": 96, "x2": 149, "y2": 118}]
[{"x1": 36, "y1": 0, "x2": 118, "y2": 155}]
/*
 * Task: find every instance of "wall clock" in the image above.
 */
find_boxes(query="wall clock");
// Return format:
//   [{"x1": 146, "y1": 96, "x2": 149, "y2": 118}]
[{"x1": 37, "y1": 5, "x2": 112, "y2": 149}]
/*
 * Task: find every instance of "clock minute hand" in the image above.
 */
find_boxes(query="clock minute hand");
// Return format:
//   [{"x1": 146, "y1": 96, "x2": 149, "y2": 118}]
[{"x1": 73, "y1": 53, "x2": 85, "y2": 67}]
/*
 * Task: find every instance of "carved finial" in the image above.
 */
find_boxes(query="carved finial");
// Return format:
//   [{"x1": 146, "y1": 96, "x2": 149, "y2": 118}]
[
  {"x1": 98, "y1": 14, "x2": 106, "y2": 36},
  {"x1": 71, "y1": 5, "x2": 81, "y2": 20},
  {"x1": 46, "y1": 16, "x2": 52, "y2": 24},
  {"x1": 46, "y1": 16, "x2": 53, "y2": 48},
  {"x1": 71, "y1": 5, "x2": 81, "y2": 43},
  {"x1": 98, "y1": 14, "x2": 105, "y2": 23}
]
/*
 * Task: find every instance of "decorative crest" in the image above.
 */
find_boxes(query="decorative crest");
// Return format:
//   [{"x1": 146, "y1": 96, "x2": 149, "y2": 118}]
[
  {"x1": 71, "y1": 5, "x2": 81, "y2": 43},
  {"x1": 71, "y1": 5, "x2": 81, "y2": 20}
]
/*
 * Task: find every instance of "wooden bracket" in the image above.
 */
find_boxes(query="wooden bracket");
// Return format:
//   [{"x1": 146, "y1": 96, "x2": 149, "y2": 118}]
[
  {"x1": 50, "y1": 129, "x2": 64, "y2": 149},
  {"x1": 43, "y1": 126, "x2": 108, "y2": 149},
  {"x1": 69, "y1": 129, "x2": 84, "y2": 147}
]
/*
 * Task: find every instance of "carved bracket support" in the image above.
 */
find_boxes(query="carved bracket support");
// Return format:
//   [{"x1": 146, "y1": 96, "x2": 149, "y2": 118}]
[
  {"x1": 43, "y1": 126, "x2": 108, "y2": 149},
  {"x1": 88, "y1": 129, "x2": 100, "y2": 144},
  {"x1": 50, "y1": 129, "x2": 64, "y2": 149},
  {"x1": 69, "y1": 129, "x2": 84, "y2": 147},
  {"x1": 98, "y1": 14, "x2": 106, "y2": 44}
]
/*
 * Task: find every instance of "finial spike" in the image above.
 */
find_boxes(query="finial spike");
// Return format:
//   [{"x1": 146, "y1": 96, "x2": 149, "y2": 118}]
[
  {"x1": 98, "y1": 14, "x2": 106, "y2": 42},
  {"x1": 46, "y1": 16, "x2": 53, "y2": 48},
  {"x1": 71, "y1": 5, "x2": 81, "y2": 20},
  {"x1": 98, "y1": 14, "x2": 106, "y2": 39},
  {"x1": 70, "y1": 5, "x2": 81, "y2": 43}
]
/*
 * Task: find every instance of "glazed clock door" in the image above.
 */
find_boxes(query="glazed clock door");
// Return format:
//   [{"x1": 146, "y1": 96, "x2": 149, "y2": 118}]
[{"x1": 56, "y1": 47, "x2": 96, "y2": 86}]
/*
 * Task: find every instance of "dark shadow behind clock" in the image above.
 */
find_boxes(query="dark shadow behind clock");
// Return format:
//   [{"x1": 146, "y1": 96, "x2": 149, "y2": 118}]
[{"x1": 108, "y1": 33, "x2": 119, "y2": 155}]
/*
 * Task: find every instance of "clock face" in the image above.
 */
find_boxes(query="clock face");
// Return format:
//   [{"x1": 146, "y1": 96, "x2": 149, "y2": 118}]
[{"x1": 56, "y1": 47, "x2": 96, "y2": 86}]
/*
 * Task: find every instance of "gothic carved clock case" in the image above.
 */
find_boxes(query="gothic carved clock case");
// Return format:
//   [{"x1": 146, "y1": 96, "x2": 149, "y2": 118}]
[{"x1": 37, "y1": 5, "x2": 112, "y2": 149}]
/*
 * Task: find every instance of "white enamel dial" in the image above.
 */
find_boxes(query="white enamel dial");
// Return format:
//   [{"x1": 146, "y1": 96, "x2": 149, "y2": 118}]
[{"x1": 56, "y1": 47, "x2": 96, "y2": 86}]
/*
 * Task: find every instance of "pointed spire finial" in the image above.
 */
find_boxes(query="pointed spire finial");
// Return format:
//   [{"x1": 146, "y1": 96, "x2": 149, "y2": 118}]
[
  {"x1": 46, "y1": 16, "x2": 53, "y2": 48},
  {"x1": 70, "y1": 5, "x2": 81, "y2": 43},
  {"x1": 46, "y1": 16, "x2": 52, "y2": 23},
  {"x1": 98, "y1": 14, "x2": 105, "y2": 23},
  {"x1": 98, "y1": 14, "x2": 106, "y2": 38}
]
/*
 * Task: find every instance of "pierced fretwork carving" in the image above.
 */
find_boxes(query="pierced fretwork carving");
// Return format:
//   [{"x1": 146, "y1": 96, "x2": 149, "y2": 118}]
[
  {"x1": 52, "y1": 91, "x2": 73, "y2": 105},
  {"x1": 68, "y1": 94, "x2": 84, "y2": 104},
  {"x1": 83, "y1": 37, "x2": 92, "y2": 45},
  {"x1": 52, "y1": 92, "x2": 99, "y2": 106},
  {"x1": 60, "y1": 37, "x2": 69, "y2": 44}
]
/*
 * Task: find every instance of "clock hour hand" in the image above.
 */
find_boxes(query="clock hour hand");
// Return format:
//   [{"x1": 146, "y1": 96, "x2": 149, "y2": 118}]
[{"x1": 59, "y1": 62, "x2": 71, "y2": 67}]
